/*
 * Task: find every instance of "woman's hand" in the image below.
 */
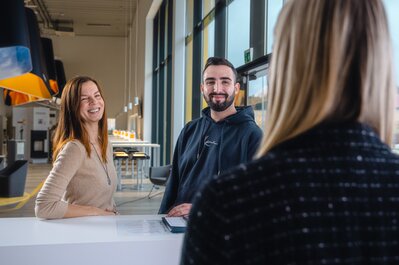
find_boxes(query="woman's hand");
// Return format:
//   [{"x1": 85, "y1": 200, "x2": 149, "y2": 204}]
[
  {"x1": 88, "y1": 206, "x2": 117, "y2": 216},
  {"x1": 98, "y1": 207, "x2": 117, "y2": 216}
]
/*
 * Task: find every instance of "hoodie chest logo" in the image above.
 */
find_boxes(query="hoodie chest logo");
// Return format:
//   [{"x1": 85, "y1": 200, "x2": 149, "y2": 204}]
[{"x1": 204, "y1": 136, "x2": 218, "y2": 147}]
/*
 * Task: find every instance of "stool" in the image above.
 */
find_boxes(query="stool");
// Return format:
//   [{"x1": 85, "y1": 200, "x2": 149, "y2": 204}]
[
  {"x1": 114, "y1": 148, "x2": 130, "y2": 175},
  {"x1": 113, "y1": 151, "x2": 129, "y2": 191},
  {"x1": 129, "y1": 152, "x2": 150, "y2": 190}
]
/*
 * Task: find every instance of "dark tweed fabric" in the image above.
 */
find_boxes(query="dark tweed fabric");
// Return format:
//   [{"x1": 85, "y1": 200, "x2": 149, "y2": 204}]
[{"x1": 181, "y1": 122, "x2": 399, "y2": 265}]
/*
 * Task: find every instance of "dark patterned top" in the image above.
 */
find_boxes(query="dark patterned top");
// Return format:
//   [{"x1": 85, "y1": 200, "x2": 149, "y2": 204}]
[{"x1": 181, "y1": 122, "x2": 399, "y2": 265}]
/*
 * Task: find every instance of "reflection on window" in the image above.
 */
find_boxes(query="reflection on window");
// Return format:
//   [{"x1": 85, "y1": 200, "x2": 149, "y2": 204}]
[
  {"x1": 227, "y1": 0, "x2": 250, "y2": 67},
  {"x1": 266, "y1": 0, "x2": 284, "y2": 54},
  {"x1": 202, "y1": 18, "x2": 215, "y2": 109},
  {"x1": 247, "y1": 68, "x2": 268, "y2": 130},
  {"x1": 383, "y1": 0, "x2": 399, "y2": 148},
  {"x1": 202, "y1": 16, "x2": 215, "y2": 64},
  {"x1": 185, "y1": 0, "x2": 194, "y2": 122},
  {"x1": 203, "y1": 0, "x2": 215, "y2": 19},
  {"x1": 186, "y1": 0, "x2": 194, "y2": 36},
  {"x1": 185, "y1": 40, "x2": 193, "y2": 123}
]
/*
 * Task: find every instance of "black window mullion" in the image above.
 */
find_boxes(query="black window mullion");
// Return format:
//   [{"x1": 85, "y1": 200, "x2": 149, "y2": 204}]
[
  {"x1": 250, "y1": 0, "x2": 266, "y2": 59},
  {"x1": 214, "y1": 0, "x2": 227, "y2": 57},
  {"x1": 165, "y1": 0, "x2": 173, "y2": 164},
  {"x1": 152, "y1": 13, "x2": 159, "y2": 145},
  {"x1": 159, "y1": 2, "x2": 166, "y2": 163},
  {"x1": 191, "y1": 0, "x2": 203, "y2": 119}
]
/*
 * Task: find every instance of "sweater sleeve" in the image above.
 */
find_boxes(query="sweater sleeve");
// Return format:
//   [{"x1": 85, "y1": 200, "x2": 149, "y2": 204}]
[{"x1": 35, "y1": 141, "x2": 85, "y2": 219}]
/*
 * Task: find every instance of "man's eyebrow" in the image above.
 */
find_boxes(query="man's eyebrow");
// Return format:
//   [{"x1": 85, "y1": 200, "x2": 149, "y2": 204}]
[{"x1": 204, "y1": 77, "x2": 232, "y2": 81}]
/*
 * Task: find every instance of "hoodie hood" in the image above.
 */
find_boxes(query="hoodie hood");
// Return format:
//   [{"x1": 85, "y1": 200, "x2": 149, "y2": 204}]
[{"x1": 201, "y1": 106, "x2": 256, "y2": 124}]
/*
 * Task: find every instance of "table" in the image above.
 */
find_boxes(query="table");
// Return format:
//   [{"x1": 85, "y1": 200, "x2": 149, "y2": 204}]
[
  {"x1": 109, "y1": 137, "x2": 160, "y2": 167},
  {"x1": 0, "y1": 215, "x2": 184, "y2": 265},
  {"x1": 110, "y1": 138, "x2": 161, "y2": 190}
]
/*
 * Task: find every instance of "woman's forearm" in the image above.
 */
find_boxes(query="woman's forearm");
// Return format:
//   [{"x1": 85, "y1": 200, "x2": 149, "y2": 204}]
[{"x1": 63, "y1": 204, "x2": 115, "y2": 218}]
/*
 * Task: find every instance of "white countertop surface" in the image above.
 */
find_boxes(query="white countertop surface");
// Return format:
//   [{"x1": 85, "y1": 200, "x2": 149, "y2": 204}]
[{"x1": 0, "y1": 215, "x2": 184, "y2": 265}]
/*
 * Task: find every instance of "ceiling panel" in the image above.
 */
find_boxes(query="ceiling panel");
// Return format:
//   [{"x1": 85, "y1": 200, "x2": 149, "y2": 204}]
[{"x1": 26, "y1": 0, "x2": 137, "y2": 37}]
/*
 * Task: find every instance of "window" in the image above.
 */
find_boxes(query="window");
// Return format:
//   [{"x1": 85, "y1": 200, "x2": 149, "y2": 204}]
[
  {"x1": 202, "y1": 0, "x2": 215, "y2": 18},
  {"x1": 201, "y1": 7, "x2": 215, "y2": 109},
  {"x1": 152, "y1": 0, "x2": 173, "y2": 164},
  {"x1": 185, "y1": 40, "x2": 193, "y2": 123},
  {"x1": 383, "y1": 0, "x2": 399, "y2": 86},
  {"x1": 185, "y1": 0, "x2": 194, "y2": 122},
  {"x1": 247, "y1": 67, "x2": 268, "y2": 130},
  {"x1": 183, "y1": 0, "x2": 285, "y2": 121},
  {"x1": 266, "y1": 0, "x2": 284, "y2": 54},
  {"x1": 237, "y1": 55, "x2": 270, "y2": 131},
  {"x1": 227, "y1": 0, "x2": 250, "y2": 67},
  {"x1": 383, "y1": 0, "x2": 399, "y2": 147}
]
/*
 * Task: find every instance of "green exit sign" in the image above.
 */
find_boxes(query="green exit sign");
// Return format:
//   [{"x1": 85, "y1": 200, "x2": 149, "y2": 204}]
[{"x1": 244, "y1": 48, "x2": 253, "y2": 63}]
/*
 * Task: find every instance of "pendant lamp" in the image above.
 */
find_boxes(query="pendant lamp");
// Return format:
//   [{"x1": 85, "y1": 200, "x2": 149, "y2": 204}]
[
  {"x1": 55, "y1": 59, "x2": 66, "y2": 97},
  {"x1": 0, "y1": 0, "x2": 32, "y2": 80},
  {"x1": 0, "y1": 8, "x2": 54, "y2": 99},
  {"x1": 41, "y1": 37, "x2": 59, "y2": 95},
  {"x1": 3, "y1": 89, "x2": 38, "y2": 106}
]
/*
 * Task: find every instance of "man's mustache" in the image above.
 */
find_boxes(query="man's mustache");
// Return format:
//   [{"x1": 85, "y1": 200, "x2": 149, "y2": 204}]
[{"x1": 209, "y1": 93, "x2": 228, "y2": 97}]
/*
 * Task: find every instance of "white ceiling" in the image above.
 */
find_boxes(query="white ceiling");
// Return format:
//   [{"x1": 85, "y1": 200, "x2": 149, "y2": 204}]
[{"x1": 26, "y1": 0, "x2": 137, "y2": 37}]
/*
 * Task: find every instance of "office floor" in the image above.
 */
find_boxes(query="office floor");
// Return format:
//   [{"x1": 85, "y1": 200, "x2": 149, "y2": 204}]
[{"x1": 0, "y1": 163, "x2": 164, "y2": 218}]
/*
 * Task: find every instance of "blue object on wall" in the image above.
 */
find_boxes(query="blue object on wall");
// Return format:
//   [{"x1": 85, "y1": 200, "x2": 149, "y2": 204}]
[{"x1": 0, "y1": 0, "x2": 32, "y2": 80}]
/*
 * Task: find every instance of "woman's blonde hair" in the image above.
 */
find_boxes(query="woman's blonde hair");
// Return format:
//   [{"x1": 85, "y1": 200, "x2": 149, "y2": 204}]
[
  {"x1": 257, "y1": 0, "x2": 395, "y2": 157},
  {"x1": 52, "y1": 76, "x2": 109, "y2": 162}
]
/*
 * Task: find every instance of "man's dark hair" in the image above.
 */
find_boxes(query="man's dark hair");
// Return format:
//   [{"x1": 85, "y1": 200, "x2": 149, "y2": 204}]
[{"x1": 202, "y1": 57, "x2": 238, "y2": 83}]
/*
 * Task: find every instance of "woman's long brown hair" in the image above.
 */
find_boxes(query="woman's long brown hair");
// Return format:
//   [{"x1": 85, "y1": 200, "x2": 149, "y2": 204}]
[{"x1": 52, "y1": 76, "x2": 109, "y2": 162}]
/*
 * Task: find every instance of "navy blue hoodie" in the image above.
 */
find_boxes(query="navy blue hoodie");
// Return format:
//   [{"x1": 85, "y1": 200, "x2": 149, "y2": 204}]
[{"x1": 159, "y1": 106, "x2": 263, "y2": 213}]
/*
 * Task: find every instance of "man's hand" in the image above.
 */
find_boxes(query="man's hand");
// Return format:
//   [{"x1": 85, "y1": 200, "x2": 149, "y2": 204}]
[{"x1": 167, "y1": 203, "x2": 192, "y2": 217}]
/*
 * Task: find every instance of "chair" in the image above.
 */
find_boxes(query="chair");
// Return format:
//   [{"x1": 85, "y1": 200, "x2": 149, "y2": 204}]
[
  {"x1": 0, "y1": 160, "x2": 42, "y2": 213},
  {"x1": 0, "y1": 160, "x2": 28, "y2": 197},
  {"x1": 148, "y1": 164, "x2": 171, "y2": 199},
  {"x1": 0, "y1": 181, "x2": 44, "y2": 213}
]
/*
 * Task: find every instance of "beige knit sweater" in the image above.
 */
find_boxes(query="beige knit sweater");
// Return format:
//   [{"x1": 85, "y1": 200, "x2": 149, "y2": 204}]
[{"x1": 35, "y1": 140, "x2": 117, "y2": 219}]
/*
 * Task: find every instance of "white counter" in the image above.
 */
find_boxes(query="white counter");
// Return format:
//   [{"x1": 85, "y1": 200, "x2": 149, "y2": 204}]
[{"x1": 0, "y1": 215, "x2": 184, "y2": 265}]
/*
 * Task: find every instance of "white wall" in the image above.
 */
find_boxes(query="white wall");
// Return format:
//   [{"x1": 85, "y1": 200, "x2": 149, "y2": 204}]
[{"x1": 49, "y1": 35, "x2": 126, "y2": 127}]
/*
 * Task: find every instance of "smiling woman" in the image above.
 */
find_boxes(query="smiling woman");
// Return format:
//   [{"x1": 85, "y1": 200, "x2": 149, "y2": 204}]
[
  {"x1": 35, "y1": 76, "x2": 118, "y2": 219},
  {"x1": 79, "y1": 81, "x2": 105, "y2": 126}
]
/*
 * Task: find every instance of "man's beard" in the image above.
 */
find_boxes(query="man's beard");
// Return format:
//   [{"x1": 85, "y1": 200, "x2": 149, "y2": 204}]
[{"x1": 204, "y1": 92, "x2": 235, "y2": 112}]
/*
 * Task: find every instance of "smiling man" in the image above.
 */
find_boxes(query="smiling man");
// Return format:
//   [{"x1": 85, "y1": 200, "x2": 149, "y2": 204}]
[{"x1": 159, "y1": 57, "x2": 263, "y2": 217}]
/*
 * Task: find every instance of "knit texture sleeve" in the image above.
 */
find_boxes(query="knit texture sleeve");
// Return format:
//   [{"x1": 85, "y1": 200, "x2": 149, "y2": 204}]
[
  {"x1": 35, "y1": 141, "x2": 85, "y2": 219},
  {"x1": 181, "y1": 177, "x2": 232, "y2": 264}
]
